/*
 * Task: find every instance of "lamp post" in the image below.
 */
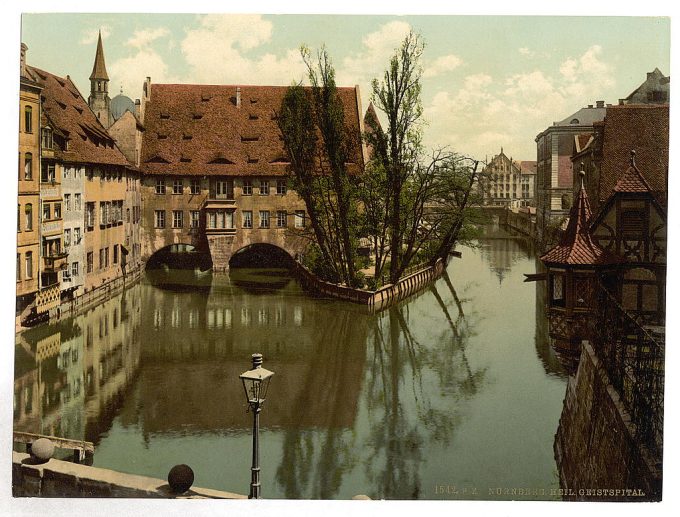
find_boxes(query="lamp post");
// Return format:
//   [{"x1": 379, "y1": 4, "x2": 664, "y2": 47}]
[{"x1": 239, "y1": 353, "x2": 274, "y2": 499}]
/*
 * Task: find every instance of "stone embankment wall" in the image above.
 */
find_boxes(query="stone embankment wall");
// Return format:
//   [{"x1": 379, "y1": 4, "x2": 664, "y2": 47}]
[
  {"x1": 50, "y1": 267, "x2": 142, "y2": 322},
  {"x1": 294, "y1": 258, "x2": 446, "y2": 312},
  {"x1": 505, "y1": 209, "x2": 537, "y2": 239},
  {"x1": 554, "y1": 341, "x2": 661, "y2": 501},
  {"x1": 12, "y1": 452, "x2": 246, "y2": 499}
]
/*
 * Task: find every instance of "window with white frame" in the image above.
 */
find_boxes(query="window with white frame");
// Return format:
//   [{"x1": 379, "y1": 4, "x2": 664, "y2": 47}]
[
  {"x1": 64, "y1": 194, "x2": 71, "y2": 211},
  {"x1": 156, "y1": 178, "x2": 166, "y2": 194},
  {"x1": 277, "y1": 210, "x2": 287, "y2": 228},
  {"x1": 259, "y1": 210, "x2": 270, "y2": 228},
  {"x1": 74, "y1": 227, "x2": 81, "y2": 244},
  {"x1": 72, "y1": 261, "x2": 79, "y2": 277},
  {"x1": 172, "y1": 210, "x2": 183, "y2": 228},
  {"x1": 173, "y1": 179, "x2": 183, "y2": 194},
  {"x1": 242, "y1": 210, "x2": 253, "y2": 228},
  {"x1": 242, "y1": 180, "x2": 252, "y2": 195},
  {"x1": 154, "y1": 210, "x2": 166, "y2": 228},
  {"x1": 190, "y1": 178, "x2": 200, "y2": 194},
  {"x1": 259, "y1": 180, "x2": 269, "y2": 195},
  {"x1": 64, "y1": 229, "x2": 71, "y2": 247},
  {"x1": 191, "y1": 210, "x2": 200, "y2": 228},
  {"x1": 295, "y1": 210, "x2": 305, "y2": 228}
]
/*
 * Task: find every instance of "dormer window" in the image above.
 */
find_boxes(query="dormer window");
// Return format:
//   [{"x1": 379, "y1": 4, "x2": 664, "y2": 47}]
[
  {"x1": 192, "y1": 113, "x2": 203, "y2": 120},
  {"x1": 160, "y1": 112, "x2": 170, "y2": 120},
  {"x1": 570, "y1": 118, "x2": 580, "y2": 125},
  {"x1": 42, "y1": 127, "x2": 53, "y2": 150}
]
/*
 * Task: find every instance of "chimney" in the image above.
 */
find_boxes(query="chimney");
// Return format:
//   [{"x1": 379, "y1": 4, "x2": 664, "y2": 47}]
[
  {"x1": 236, "y1": 87, "x2": 241, "y2": 108},
  {"x1": 588, "y1": 104, "x2": 593, "y2": 108},
  {"x1": 20, "y1": 43, "x2": 27, "y2": 77},
  {"x1": 618, "y1": 98, "x2": 625, "y2": 106},
  {"x1": 134, "y1": 99, "x2": 141, "y2": 117},
  {"x1": 596, "y1": 100, "x2": 605, "y2": 108},
  {"x1": 647, "y1": 72, "x2": 653, "y2": 80}
]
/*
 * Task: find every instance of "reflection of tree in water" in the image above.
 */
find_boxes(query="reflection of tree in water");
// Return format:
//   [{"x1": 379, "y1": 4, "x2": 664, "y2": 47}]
[
  {"x1": 363, "y1": 271, "x2": 487, "y2": 499},
  {"x1": 274, "y1": 308, "x2": 365, "y2": 499}
]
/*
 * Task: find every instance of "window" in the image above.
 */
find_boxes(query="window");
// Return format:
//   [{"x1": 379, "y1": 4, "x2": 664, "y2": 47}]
[
  {"x1": 113, "y1": 244, "x2": 119, "y2": 264},
  {"x1": 242, "y1": 210, "x2": 253, "y2": 228},
  {"x1": 99, "y1": 248, "x2": 104, "y2": 269},
  {"x1": 74, "y1": 194, "x2": 81, "y2": 211},
  {"x1": 99, "y1": 202, "x2": 106, "y2": 225},
  {"x1": 126, "y1": 208, "x2": 130, "y2": 223},
  {"x1": 64, "y1": 229, "x2": 71, "y2": 247},
  {"x1": 242, "y1": 180, "x2": 252, "y2": 195},
  {"x1": 72, "y1": 261, "x2": 79, "y2": 277},
  {"x1": 16, "y1": 254, "x2": 20, "y2": 281},
  {"x1": 17, "y1": 205, "x2": 20, "y2": 232},
  {"x1": 154, "y1": 210, "x2": 166, "y2": 228},
  {"x1": 550, "y1": 273, "x2": 565, "y2": 308},
  {"x1": 208, "y1": 212, "x2": 216, "y2": 229},
  {"x1": 190, "y1": 210, "x2": 200, "y2": 228},
  {"x1": 43, "y1": 203, "x2": 51, "y2": 221},
  {"x1": 155, "y1": 179, "x2": 166, "y2": 194},
  {"x1": 86, "y1": 203, "x2": 95, "y2": 229},
  {"x1": 25, "y1": 252, "x2": 33, "y2": 279},
  {"x1": 173, "y1": 179, "x2": 183, "y2": 194},
  {"x1": 190, "y1": 179, "x2": 200, "y2": 195},
  {"x1": 25, "y1": 204, "x2": 33, "y2": 231},
  {"x1": 74, "y1": 227, "x2": 81, "y2": 244},
  {"x1": 87, "y1": 252, "x2": 93, "y2": 273},
  {"x1": 259, "y1": 180, "x2": 270, "y2": 195},
  {"x1": 64, "y1": 194, "x2": 71, "y2": 211},
  {"x1": 24, "y1": 106, "x2": 32, "y2": 133},
  {"x1": 172, "y1": 210, "x2": 183, "y2": 228},
  {"x1": 621, "y1": 210, "x2": 645, "y2": 236},
  {"x1": 42, "y1": 127, "x2": 53, "y2": 149},
  {"x1": 41, "y1": 163, "x2": 55, "y2": 183},
  {"x1": 259, "y1": 210, "x2": 270, "y2": 228},
  {"x1": 276, "y1": 179, "x2": 287, "y2": 195},
  {"x1": 295, "y1": 210, "x2": 306, "y2": 228},
  {"x1": 24, "y1": 153, "x2": 32, "y2": 180},
  {"x1": 216, "y1": 180, "x2": 229, "y2": 198},
  {"x1": 277, "y1": 210, "x2": 287, "y2": 228}
]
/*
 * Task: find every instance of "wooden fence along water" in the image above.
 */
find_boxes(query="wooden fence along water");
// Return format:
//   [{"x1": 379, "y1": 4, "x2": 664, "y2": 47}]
[{"x1": 294, "y1": 258, "x2": 447, "y2": 312}]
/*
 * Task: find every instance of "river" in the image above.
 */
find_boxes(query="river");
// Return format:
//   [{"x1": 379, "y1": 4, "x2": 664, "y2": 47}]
[{"x1": 13, "y1": 225, "x2": 569, "y2": 500}]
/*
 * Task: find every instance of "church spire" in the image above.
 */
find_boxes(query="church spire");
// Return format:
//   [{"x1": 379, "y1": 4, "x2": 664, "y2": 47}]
[
  {"x1": 88, "y1": 29, "x2": 111, "y2": 128},
  {"x1": 89, "y1": 30, "x2": 109, "y2": 81}
]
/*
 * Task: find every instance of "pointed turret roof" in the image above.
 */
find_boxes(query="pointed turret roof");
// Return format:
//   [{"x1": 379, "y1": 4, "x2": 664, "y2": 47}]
[
  {"x1": 89, "y1": 30, "x2": 109, "y2": 81},
  {"x1": 613, "y1": 150, "x2": 653, "y2": 193},
  {"x1": 541, "y1": 166, "x2": 622, "y2": 267}
]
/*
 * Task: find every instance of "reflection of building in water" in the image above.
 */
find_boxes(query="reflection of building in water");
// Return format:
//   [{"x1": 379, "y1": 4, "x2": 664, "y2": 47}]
[
  {"x1": 13, "y1": 283, "x2": 142, "y2": 443},
  {"x1": 136, "y1": 275, "x2": 368, "y2": 434},
  {"x1": 478, "y1": 233, "x2": 533, "y2": 285}
]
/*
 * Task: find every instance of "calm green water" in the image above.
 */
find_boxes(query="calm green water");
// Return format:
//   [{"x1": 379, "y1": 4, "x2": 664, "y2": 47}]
[{"x1": 13, "y1": 226, "x2": 568, "y2": 500}]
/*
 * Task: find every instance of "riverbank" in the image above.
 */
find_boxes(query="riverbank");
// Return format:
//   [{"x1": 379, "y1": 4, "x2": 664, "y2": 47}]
[
  {"x1": 12, "y1": 452, "x2": 246, "y2": 498},
  {"x1": 294, "y1": 258, "x2": 447, "y2": 312},
  {"x1": 16, "y1": 266, "x2": 143, "y2": 335}
]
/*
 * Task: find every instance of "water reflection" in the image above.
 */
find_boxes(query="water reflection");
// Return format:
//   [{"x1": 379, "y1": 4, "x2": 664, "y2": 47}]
[
  {"x1": 14, "y1": 284, "x2": 142, "y2": 447},
  {"x1": 14, "y1": 226, "x2": 569, "y2": 499}
]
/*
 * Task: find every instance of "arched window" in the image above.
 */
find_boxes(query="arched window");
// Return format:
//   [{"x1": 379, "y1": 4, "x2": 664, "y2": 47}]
[
  {"x1": 561, "y1": 193, "x2": 572, "y2": 209},
  {"x1": 24, "y1": 106, "x2": 32, "y2": 133},
  {"x1": 570, "y1": 118, "x2": 580, "y2": 125},
  {"x1": 24, "y1": 153, "x2": 32, "y2": 180},
  {"x1": 25, "y1": 204, "x2": 33, "y2": 231}
]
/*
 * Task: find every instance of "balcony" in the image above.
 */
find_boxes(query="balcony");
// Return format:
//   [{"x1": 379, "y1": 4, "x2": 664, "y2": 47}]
[{"x1": 43, "y1": 251, "x2": 68, "y2": 272}]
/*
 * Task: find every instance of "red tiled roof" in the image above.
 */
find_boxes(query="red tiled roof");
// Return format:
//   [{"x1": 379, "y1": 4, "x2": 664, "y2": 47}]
[
  {"x1": 613, "y1": 154, "x2": 653, "y2": 194},
  {"x1": 597, "y1": 105, "x2": 668, "y2": 203},
  {"x1": 519, "y1": 160, "x2": 536, "y2": 174},
  {"x1": 140, "y1": 83, "x2": 364, "y2": 176},
  {"x1": 28, "y1": 66, "x2": 129, "y2": 167},
  {"x1": 541, "y1": 174, "x2": 622, "y2": 266}
]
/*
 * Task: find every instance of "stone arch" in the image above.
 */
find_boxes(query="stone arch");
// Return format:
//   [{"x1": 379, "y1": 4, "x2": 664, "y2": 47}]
[
  {"x1": 145, "y1": 243, "x2": 212, "y2": 271},
  {"x1": 228, "y1": 242, "x2": 295, "y2": 269}
]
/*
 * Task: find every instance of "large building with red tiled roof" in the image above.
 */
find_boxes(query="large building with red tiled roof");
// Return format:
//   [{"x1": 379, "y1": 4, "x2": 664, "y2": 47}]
[{"x1": 137, "y1": 77, "x2": 367, "y2": 270}]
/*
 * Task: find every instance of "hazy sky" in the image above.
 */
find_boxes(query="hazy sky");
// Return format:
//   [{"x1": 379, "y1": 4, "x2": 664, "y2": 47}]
[{"x1": 20, "y1": 13, "x2": 670, "y2": 163}]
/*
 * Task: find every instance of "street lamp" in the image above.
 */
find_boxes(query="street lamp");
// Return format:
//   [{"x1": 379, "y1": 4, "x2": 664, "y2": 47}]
[{"x1": 239, "y1": 353, "x2": 274, "y2": 499}]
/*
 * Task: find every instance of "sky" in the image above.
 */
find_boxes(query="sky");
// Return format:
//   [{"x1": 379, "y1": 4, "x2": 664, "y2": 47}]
[{"x1": 19, "y1": 13, "x2": 670, "y2": 161}]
